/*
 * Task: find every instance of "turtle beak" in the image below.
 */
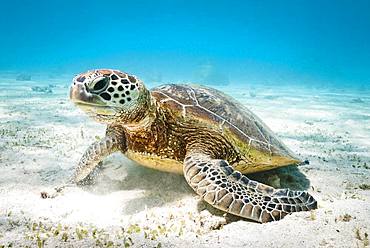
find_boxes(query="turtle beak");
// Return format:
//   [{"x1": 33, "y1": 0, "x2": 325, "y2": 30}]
[
  {"x1": 70, "y1": 82, "x2": 102, "y2": 104},
  {"x1": 70, "y1": 82, "x2": 115, "y2": 116}
]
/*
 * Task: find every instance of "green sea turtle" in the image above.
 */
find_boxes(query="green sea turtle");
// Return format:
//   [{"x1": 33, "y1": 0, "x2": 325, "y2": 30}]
[{"x1": 58, "y1": 69, "x2": 317, "y2": 223}]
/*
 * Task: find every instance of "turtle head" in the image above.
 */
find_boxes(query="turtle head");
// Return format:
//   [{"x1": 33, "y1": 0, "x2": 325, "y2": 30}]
[{"x1": 70, "y1": 69, "x2": 150, "y2": 124}]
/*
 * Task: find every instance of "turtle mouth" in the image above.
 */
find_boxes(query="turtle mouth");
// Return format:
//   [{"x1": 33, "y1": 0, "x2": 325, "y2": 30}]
[
  {"x1": 73, "y1": 99, "x2": 106, "y2": 107},
  {"x1": 70, "y1": 83, "x2": 116, "y2": 116},
  {"x1": 73, "y1": 100, "x2": 116, "y2": 116}
]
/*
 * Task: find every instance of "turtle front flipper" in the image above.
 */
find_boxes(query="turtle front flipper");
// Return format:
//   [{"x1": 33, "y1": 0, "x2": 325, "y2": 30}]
[
  {"x1": 183, "y1": 152, "x2": 317, "y2": 223},
  {"x1": 72, "y1": 134, "x2": 125, "y2": 184},
  {"x1": 41, "y1": 133, "x2": 126, "y2": 199}
]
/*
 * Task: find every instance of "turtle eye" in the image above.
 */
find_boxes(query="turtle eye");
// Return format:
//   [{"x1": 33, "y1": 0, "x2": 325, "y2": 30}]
[{"x1": 89, "y1": 77, "x2": 109, "y2": 93}]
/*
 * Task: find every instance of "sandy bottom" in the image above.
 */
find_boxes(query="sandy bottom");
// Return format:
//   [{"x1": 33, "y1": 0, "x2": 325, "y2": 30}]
[{"x1": 0, "y1": 75, "x2": 369, "y2": 247}]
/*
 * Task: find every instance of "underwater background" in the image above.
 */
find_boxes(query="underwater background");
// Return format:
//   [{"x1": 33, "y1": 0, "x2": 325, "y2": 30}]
[
  {"x1": 1, "y1": 0, "x2": 370, "y2": 88},
  {"x1": 0, "y1": 1, "x2": 370, "y2": 247}
]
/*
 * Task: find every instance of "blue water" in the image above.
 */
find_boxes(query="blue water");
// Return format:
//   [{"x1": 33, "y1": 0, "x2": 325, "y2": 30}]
[
  {"x1": 0, "y1": 0, "x2": 370, "y2": 87},
  {"x1": 1, "y1": 2, "x2": 370, "y2": 246}
]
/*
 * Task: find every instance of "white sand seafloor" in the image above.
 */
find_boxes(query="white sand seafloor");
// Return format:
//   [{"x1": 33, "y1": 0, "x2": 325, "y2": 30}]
[{"x1": 0, "y1": 74, "x2": 369, "y2": 248}]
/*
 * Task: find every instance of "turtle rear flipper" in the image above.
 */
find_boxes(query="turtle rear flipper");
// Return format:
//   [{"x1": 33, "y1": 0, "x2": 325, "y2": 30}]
[{"x1": 184, "y1": 153, "x2": 317, "y2": 223}]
